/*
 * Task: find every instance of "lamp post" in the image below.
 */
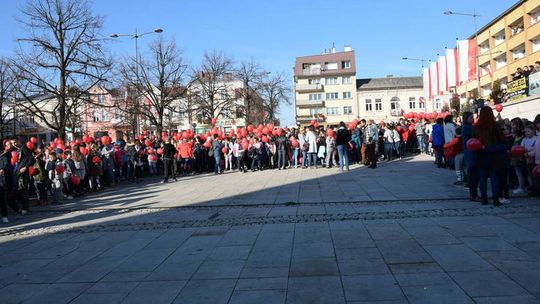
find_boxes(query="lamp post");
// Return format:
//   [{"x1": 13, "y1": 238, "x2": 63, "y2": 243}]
[
  {"x1": 444, "y1": 10, "x2": 481, "y2": 99},
  {"x1": 110, "y1": 28, "x2": 163, "y2": 136},
  {"x1": 402, "y1": 57, "x2": 431, "y2": 112}
]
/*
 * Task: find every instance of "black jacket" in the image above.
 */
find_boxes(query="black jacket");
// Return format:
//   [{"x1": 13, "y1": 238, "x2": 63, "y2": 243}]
[
  {"x1": 336, "y1": 128, "x2": 351, "y2": 146},
  {"x1": 18, "y1": 145, "x2": 36, "y2": 173},
  {"x1": 0, "y1": 150, "x2": 14, "y2": 188},
  {"x1": 163, "y1": 143, "x2": 176, "y2": 160}
]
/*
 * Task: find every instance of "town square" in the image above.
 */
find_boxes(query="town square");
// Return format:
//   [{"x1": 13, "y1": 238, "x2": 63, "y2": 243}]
[{"x1": 1, "y1": 0, "x2": 540, "y2": 303}]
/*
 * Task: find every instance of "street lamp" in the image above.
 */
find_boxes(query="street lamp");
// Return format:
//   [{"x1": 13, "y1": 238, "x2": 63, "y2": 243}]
[
  {"x1": 402, "y1": 57, "x2": 431, "y2": 68},
  {"x1": 110, "y1": 28, "x2": 164, "y2": 136},
  {"x1": 444, "y1": 10, "x2": 481, "y2": 98}
]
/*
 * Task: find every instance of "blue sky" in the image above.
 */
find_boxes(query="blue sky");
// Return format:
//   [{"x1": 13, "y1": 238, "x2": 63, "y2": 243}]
[{"x1": 0, "y1": 0, "x2": 517, "y2": 125}]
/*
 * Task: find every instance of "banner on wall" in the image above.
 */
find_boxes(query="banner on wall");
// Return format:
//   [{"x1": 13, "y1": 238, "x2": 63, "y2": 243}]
[
  {"x1": 529, "y1": 72, "x2": 540, "y2": 96},
  {"x1": 506, "y1": 77, "x2": 528, "y2": 102}
]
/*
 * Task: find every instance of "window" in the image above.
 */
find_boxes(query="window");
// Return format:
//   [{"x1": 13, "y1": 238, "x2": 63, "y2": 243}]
[
  {"x1": 342, "y1": 76, "x2": 351, "y2": 84},
  {"x1": 375, "y1": 99, "x2": 382, "y2": 111},
  {"x1": 342, "y1": 92, "x2": 352, "y2": 99},
  {"x1": 390, "y1": 97, "x2": 399, "y2": 110},
  {"x1": 93, "y1": 109, "x2": 102, "y2": 122},
  {"x1": 341, "y1": 61, "x2": 351, "y2": 69},
  {"x1": 531, "y1": 8, "x2": 540, "y2": 26},
  {"x1": 326, "y1": 92, "x2": 339, "y2": 100},
  {"x1": 325, "y1": 77, "x2": 338, "y2": 85},
  {"x1": 512, "y1": 45, "x2": 525, "y2": 61},
  {"x1": 310, "y1": 108, "x2": 323, "y2": 116},
  {"x1": 493, "y1": 30, "x2": 505, "y2": 46},
  {"x1": 98, "y1": 95, "x2": 104, "y2": 104},
  {"x1": 482, "y1": 85, "x2": 492, "y2": 97},
  {"x1": 327, "y1": 107, "x2": 339, "y2": 115},
  {"x1": 479, "y1": 41, "x2": 489, "y2": 54},
  {"x1": 343, "y1": 106, "x2": 352, "y2": 114},
  {"x1": 102, "y1": 109, "x2": 109, "y2": 122},
  {"x1": 325, "y1": 62, "x2": 338, "y2": 70},
  {"x1": 309, "y1": 94, "x2": 322, "y2": 101},
  {"x1": 365, "y1": 99, "x2": 372, "y2": 111},
  {"x1": 495, "y1": 54, "x2": 507, "y2": 69},
  {"x1": 435, "y1": 99, "x2": 442, "y2": 110},
  {"x1": 308, "y1": 78, "x2": 320, "y2": 84},
  {"x1": 409, "y1": 97, "x2": 416, "y2": 109},
  {"x1": 419, "y1": 98, "x2": 425, "y2": 109},
  {"x1": 510, "y1": 19, "x2": 524, "y2": 36},
  {"x1": 533, "y1": 36, "x2": 540, "y2": 53}
]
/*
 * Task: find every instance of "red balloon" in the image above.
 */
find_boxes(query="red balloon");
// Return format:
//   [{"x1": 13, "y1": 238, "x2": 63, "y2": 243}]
[
  {"x1": 83, "y1": 135, "x2": 92, "y2": 144},
  {"x1": 157, "y1": 148, "x2": 164, "y2": 155},
  {"x1": 511, "y1": 145, "x2": 526, "y2": 157},
  {"x1": 327, "y1": 129, "x2": 335, "y2": 137},
  {"x1": 267, "y1": 123, "x2": 274, "y2": 130},
  {"x1": 148, "y1": 148, "x2": 155, "y2": 155},
  {"x1": 92, "y1": 156, "x2": 101, "y2": 164},
  {"x1": 100, "y1": 136, "x2": 111, "y2": 145},
  {"x1": 74, "y1": 139, "x2": 82, "y2": 146},
  {"x1": 313, "y1": 122, "x2": 319, "y2": 128},
  {"x1": 80, "y1": 147, "x2": 88, "y2": 156},
  {"x1": 277, "y1": 128, "x2": 283, "y2": 136},
  {"x1": 241, "y1": 128, "x2": 248, "y2": 137},
  {"x1": 291, "y1": 140, "x2": 299, "y2": 148},
  {"x1": 30, "y1": 137, "x2": 38, "y2": 144},
  {"x1": 242, "y1": 142, "x2": 249, "y2": 150},
  {"x1": 149, "y1": 155, "x2": 158, "y2": 162},
  {"x1": 533, "y1": 164, "x2": 540, "y2": 180},
  {"x1": 26, "y1": 141, "x2": 35, "y2": 150},
  {"x1": 408, "y1": 126, "x2": 415, "y2": 132},
  {"x1": 28, "y1": 166, "x2": 36, "y2": 176},
  {"x1": 495, "y1": 104, "x2": 503, "y2": 112},
  {"x1": 211, "y1": 118, "x2": 217, "y2": 125},
  {"x1": 145, "y1": 140, "x2": 153, "y2": 147},
  {"x1": 11, "y1": 151, "x2": 18, "y2": 166},
  {"x1": 70, "y1": 175, "x2": 81, "y2": 186},
  {"x1": 222, "y1": 147, "x2": 228, "y2": 154},
  {"x1": 247, "y1": 125, "x2": 255, "y2": 133},
  {"x1": 310, "y1": 119, "x2": 316, "y2": 126},
  {"x1": 262, "y1": 136, "x2": 269, "y2": 143},
  {"x1": 203, "y1": 141, "x2": 211, "y2": 148},
  {"x1": 466, "y1": 138, "x2": 483, "y2": 152},
  {"x1": 55, "y1": 165, "x2": 65, "y2": 174},
  {"x1": 262, "y1": 127, "x2": 270, "y2": 135}
]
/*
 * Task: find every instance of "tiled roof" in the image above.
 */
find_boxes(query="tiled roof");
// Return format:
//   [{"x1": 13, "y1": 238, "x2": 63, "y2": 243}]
[{"x1": 356, "y1": 76, "x2": 423, "y2": 91}]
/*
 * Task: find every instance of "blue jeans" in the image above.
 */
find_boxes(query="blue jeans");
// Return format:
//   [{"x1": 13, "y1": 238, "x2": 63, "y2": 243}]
[
  {"x1": 214, "y1": 154, "x2": 221, "y2": 174},
  {"x1": 479, "y1": 166, "x2": 499, "y2": 201},
  {"x1": 384, "y1": 143, "x2": 394, "y2": 161},
  {"x1": 337, "y1": 145, "x2": 349, "y2": 171},
  {"x1": 308, "y1": 152, "x2": 317, "y2": 168},
  {"x1": 301, "y1": 150, "x2": 307, "y2": 167},
  {"x1": 417, "y1": 135, "x2": 425, "y2": 153},
  {"x1": 291, "y1": 149, "x2": 298, "y2": 167}
]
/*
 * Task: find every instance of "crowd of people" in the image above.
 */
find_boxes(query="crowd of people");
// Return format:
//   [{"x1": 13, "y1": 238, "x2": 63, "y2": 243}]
[{"x1": 1, "y1": 108, "x2": 539, "y2": 223}]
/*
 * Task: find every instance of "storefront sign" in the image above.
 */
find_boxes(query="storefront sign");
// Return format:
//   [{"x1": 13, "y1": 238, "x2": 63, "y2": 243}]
[{"x1": 506, "y1": 77, "x2": 527, "y2": 102}]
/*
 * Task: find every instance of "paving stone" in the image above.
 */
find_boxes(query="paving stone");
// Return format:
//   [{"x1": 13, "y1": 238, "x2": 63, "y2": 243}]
[
  {"x1": 192, "y1": 259, "x2": 245, "y2": 279},
  {"x1": 172, "y1": 279, "x2": 236, "y2": 304},
  {"x1": 229, "y1": 290, "x2": 286, "y2": 304},
  {"x1": 71, "y1": 293, "x2": 127, "y2": 304},
  {"x1": 235, "y1": 277, "x2": 288, "y2": 291},
  {"x1": 394, "y1": 272, "x2": 454, "y2": 287},
  {"x1": 292, "y1": 242, "x2": 335, "y2": 258},
  {"x1": 286, "y1": 276, "x2": 346, "y2": 304},
  {"x1": 289, "y1": 257, "x2": 339, "y2": 277},
  {"x1": 375, "y1": 239, "x2": 434, "y2": 264},
  {"x1": 461, "y1": 236, "x2": 517, "y2": 251},
  {"x1": 121, "y1": 281, "x2": 187, "y2": 304},
  {"x1": 23, "y1": 283, "x2": 92, "y2": 304},
  {"x1": 473, "y1": 295, "x2": 540, "y2": 304},
  {"x1": 401, "y1": 284, "x2": 474, "y2": 304},
  {"x1": 424, "y1": 244, "x2": 494, "y2": 272},
  {"x1": 342, "y1": 274, "x2": 405, "y2": 302},
  {"x1": 240, "y1": 266, "x2": 290, "y2": 278},
  {"x1": 449, "y1": 270, "x2": 529, "y2": 297}
]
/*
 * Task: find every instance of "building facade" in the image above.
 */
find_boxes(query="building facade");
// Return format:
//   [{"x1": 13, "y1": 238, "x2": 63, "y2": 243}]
[
  {"x1": 357, "y1": 76, "x2": 426, "y2": 121},
  {"x1": 457, "y1": 0, "x2": 540, "y2": 98},
  {"x1": 293, "y1": 46, "x2": 357, "y2": 126}
]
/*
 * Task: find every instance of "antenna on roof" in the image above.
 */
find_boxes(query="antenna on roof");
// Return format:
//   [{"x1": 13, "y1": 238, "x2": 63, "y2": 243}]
[{"x1": 331, "y1": 42, "x2": 336, "y2": 53}]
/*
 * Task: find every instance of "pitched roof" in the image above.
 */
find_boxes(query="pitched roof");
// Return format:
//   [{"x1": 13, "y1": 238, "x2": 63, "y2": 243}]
[{"x1": 356, "y1": 76, "x2": 423, "y2": 91}]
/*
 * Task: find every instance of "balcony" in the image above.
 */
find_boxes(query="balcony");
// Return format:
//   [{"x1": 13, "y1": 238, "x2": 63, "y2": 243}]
[
  {"x1": 302, "y1": 68, "x2": 321, "y2": 76},
  {"x1": 296, "y1": 99, "x2": 324, "y2": 108},
  {"x1": 296, "y1": 83, "x2": 324, "y2": 93}
]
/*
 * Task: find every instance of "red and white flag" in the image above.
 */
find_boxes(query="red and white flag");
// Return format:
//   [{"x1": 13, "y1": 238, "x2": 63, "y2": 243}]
[
  {"x1": 457, "y1": 40, "x2": 469, "y2": 85},
  {"x1": 468, "y1": 38, "x2": 477, "y2": 80},
  {"x1": 429, "y1": 61, "x2": 438, "y2": 99},
  {"x1": 438, "y1": 55, "x2": 447, "y2": 95},
  {"x1": 481, "y1": 65, "x2": 493, "y2": 79},
  {"x1": 446, "y1": 48, "x2": 458, "y2": 88},
  {"x1": 422, "y1": 67, "x2": 430, "y2": 100}
]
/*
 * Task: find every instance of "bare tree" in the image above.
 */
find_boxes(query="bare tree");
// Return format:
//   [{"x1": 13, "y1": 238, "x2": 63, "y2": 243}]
[
  {"x1": 192, "y1": 50, "x2": 236, "y2": 123},
  {"x1": 235, "y1": 60, "x2": 267, "y2": 124},
  {"x1": 258, "y1": 72, "x2": 291, "y2": 123},
  {"x1": 119, "y1": 37, "x2": 187, "y2": 136},
  {"x1": 0, "y1": 59, "x2": 17, "y2": 140},
  {"x1": 13, "y1": 0, "x2": 111, "y2": 140}
]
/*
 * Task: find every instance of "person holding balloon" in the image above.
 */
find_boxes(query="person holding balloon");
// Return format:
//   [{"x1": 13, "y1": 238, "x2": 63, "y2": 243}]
[
  {"x1": 45, "y1": 151, "x2": 64, "y2": 204},
  {"x1": 13, "y1": 138, "x2": 36, "y2": 214},
  {"x1": 473, "y1": 107, "x2": 505, "y2": 206},
  {"x1": 32, "y1": 146, "x2": 49, "y2": 205},
  {"x1": 0, "y1": 141, "x2": 20, "y2": 223}
]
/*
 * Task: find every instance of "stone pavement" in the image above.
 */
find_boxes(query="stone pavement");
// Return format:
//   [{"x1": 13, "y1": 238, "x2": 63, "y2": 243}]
[{"x1": 1, "y1": 154, "x2": 540, "y2": 303}]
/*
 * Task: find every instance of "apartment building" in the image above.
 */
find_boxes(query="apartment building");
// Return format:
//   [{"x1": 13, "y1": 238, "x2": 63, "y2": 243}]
[
  {"x1": 293, "y1": 46, "x2": 357, "y2": 126},
  {"x1": 357, "y1": 76, "x2": 425, "y2": 121},
  {"x1": 458, "y1": 0, "x2": 540, "y2": 97}
]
